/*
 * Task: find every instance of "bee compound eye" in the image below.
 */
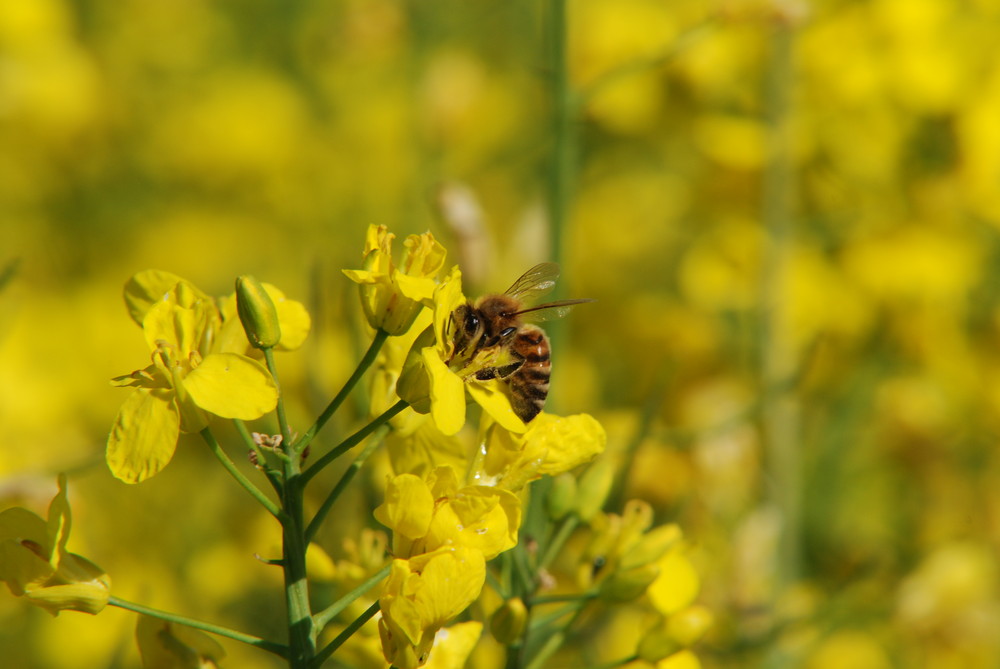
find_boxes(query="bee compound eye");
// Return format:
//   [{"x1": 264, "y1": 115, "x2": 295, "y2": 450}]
[{"x1": 465, "y1": 312, "x2": 480, "y2": 333}]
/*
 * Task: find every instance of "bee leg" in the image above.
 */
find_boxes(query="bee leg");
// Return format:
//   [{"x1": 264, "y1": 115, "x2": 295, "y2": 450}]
[{"x1": 475, "y1": 359, "x2": 523, "y2": 381}]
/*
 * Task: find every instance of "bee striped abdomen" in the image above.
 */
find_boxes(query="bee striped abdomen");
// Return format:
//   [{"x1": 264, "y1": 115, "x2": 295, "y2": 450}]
[{"x1": 507, "y1": 325, "x2": 551, "y2": 422}]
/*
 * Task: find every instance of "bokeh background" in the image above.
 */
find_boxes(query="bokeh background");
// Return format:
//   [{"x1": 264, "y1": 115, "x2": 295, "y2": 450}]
[{"x1": 3, "y1": 0, "x2": 1000, "y2": 667}]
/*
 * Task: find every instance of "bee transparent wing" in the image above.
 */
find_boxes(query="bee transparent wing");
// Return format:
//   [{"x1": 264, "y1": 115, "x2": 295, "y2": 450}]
[
  {"x1": 504, "y1": 262, "x2": 561, "y2": 304},
  {"x1": 514, "y1": 298, "x2": 595, "y2": 322}
]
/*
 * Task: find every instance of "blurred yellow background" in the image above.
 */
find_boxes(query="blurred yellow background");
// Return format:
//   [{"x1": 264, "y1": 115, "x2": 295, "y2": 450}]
[{"x1": 3, "y1": 0, "x2": 1000, "y2": 667}]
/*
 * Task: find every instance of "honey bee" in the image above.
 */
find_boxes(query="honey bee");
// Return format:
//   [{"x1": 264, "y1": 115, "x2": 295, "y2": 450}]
[{"x1": 450, "y1": 263, "x2": 592, "y2": 422}]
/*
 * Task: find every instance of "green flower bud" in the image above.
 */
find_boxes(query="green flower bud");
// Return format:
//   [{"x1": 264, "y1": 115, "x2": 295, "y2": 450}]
[
  {"x1": 490, "y1": 597, "x2": 528, "y2": 645},
  {"x1": 619, "y1": 523, "x2": 682, "y2": 572},
  {"x1": 598, "y1": 562, "x2": 661, "y2": 602},
  {"x1": 637, "y1": 624, "x2": 681, "y2": 663},
  {"x1": 575, "y1": 458, "x2": 616, "y2": 522},
  {"x1": 236, "y1": 275, "x2": 281, "y2": 349},
  {"x1": 547, "y1": 473, "x2": 578, "y2": 521}
]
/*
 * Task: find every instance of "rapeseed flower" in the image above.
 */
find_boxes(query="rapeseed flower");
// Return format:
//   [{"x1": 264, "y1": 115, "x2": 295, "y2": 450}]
[
  {"x1": 477, "y1": 411, "x2": 606, "y2": 490},
  {"x1": 396, "y1": 266, "x2": 526, "y2": 436},
  {"x1": 377, "y1": 547, "x2": 486, "y2": 669},
  {"x1": 107, "y1": 270, "x2": 308, "y2": 483},
  {"x1": 343, "y1": 224, "x2": 447, "y2": 336},
  {"x1": 374, "y1": 466, "x2": 520, "y2": 560},
  {"x1": 0, "y1": 475, "x2": 110, "y2": 616}
]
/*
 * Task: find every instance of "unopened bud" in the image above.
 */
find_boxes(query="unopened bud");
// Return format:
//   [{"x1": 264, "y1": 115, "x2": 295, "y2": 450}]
[
  {"x1": 576, "y1": 458, "x2": 615, "y2": 522},
  {"x1": 637, "y1": 624, "x2": 681, "y2": 663},
  {"x1": 619, "y1": 524, "x2": 683, "y2": 572},
  {"x1": 599, "y1": 563, "x2": 661, "y2": 602},
  {"x1": 235, "y1": 275, "x2": 281, "y2": 349},
  {"x1": 490, "y1": 597, "x2": 527, "y2": 645},
  {"x1": 547, "y1": 473, "x2": 577, "y2": 521}
]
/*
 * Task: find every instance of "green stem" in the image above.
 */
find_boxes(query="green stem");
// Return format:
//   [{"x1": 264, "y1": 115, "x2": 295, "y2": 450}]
[
  {"x1": 301, "y1": 400, "x2": 408, "y2": 485},
  {"x1": 546, "y1": 0, "x2": 572, "y2": 277},
  {"x1": 536, "y1": 515, "x2": 578, "y2": 576},
  {"x1": 312, "y1": 563, "x2": 391, "y2": 632},
  {"x1": 528, "y1": 601, "x2": 582, "y2": 631},
  {"x1": 527, "y1": 591, "x2": 595, "y2": 607},
  {"x1": 525, "y1": 603, "x2": 587, "y2": 669},
  {"x1": 310, "y1": 601, "x2": 380, "y2": 668},
  {"x1": 305, "y1": 425, "x2": 389, "y2": 543},
  {"x1": 281, "y1": 457, "x2": 315, "y2": 667},
  {"x1": 264, "y1": 348, "x2": 294, "y2": 447},
  {"x1": 108, "y1": 596, "x2": 288, "y2": 657},
  {"x1": 200, "y1": 428, "x2": 284, "y2": 521},
  {"x1": 295, "y1": 329, "x2": 390, "y2": 456}
]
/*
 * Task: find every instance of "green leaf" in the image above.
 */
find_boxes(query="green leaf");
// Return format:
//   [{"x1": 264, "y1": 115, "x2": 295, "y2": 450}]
[
  {"x1": 183, "y1": 353, "x2": 277, "y2": 419},
  {"x1": 106, "y1": 389, "x2": 181, "y2": 484}
]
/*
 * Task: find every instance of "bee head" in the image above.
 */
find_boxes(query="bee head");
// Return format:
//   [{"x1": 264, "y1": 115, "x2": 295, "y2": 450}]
[{"x1": 452, "y1": 303, "x2": 485, "y2": 356}]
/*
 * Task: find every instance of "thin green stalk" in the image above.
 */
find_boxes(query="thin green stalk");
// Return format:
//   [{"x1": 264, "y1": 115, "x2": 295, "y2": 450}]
[
  {"x1": 312, "y1": 563, "x2": 391, "y2": 632},
  {"x1": 281, "y1": 457, "x2": 315, "y2": 667},
  {"x1": 525, "y1": 603, "x2": 587, "y2": 669},
  {"x1": 536, "y1": 515, "x2": 578, "y2": 576},
  {"x1": 108, "y1": 596, "x2": 288, "y2": 657},
  {"x1": 200, "y1": 428, "x2": 284, "y2": 520},
  {"x1": 760, "y1": 20, "x2": 800, "y2": 669},
  {"x1": 527, "y1": 601, "x2": 582, "y2": 632},
  {"x1": 301, "y1": 400, "x2": 408, "y2": 485},
  {"x1": 295, "y1": 329, "x2": 389, "y2": 456},
  {"x1": 527, "y1": 591, "x2": 595, "y2": 607},
  {"x1": 311, "y1": 601, "x2": 380, "y2": 668},
  {"x1": 305, "y1": 425, "x2": 389, "y2": 543},
  {"x1": 264, "y1": 348, "x2": 293, "y2": 447},
  {"x1": 546, "y1": 0, "x2": 572, "y2": 276},
  {"x1": 486, "y1": 568, "x2": 510, "y2": 600},
  {"x1": 760, "y1": 19, "x2": 801, "y2": 594}
]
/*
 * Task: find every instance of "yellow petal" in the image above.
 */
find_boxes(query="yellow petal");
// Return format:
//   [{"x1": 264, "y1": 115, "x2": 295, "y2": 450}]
[
  {"x1": 423, "y1": 348, "x2": 465, "y2": 436},
  {"x1": 432, "y1": 267, "x2": 466, "y2": 359},
  {"x1": 417, "y1": 547, "x2": 486, "y2": 626},
  {"x1": 374, "y1": 474, "x2": 435, "y2": 540},
  {"x1": 267, "y1": 284, "x2": 311, "y2": 351},
  {"x1": 648, "y1": 550, "x2": 700, "y2": 616},
  {"x1": 424, "y1": 621, "x2": 483, "y2": 669},
  {"x1": 123, "y1": 270, "x2": 187, "y2": 326},
  {"x1": 427, "y1": 487, "x2": 521, "y2": 559},
  {"x1": 467, "y1": 382, "x2": 526, "y2": 434},
  {"x1": 395, "y1": 274, "x2": 439, "y2": 303},
  {"x1": 106, "y1": 389, "x2": 181, "y2": 484},
  {"x1": 528, "y1": 413, "x2": 606, "y2": 475},
  {"x1": 183, "y1": 353, "x2": 278, "y2": 420}
]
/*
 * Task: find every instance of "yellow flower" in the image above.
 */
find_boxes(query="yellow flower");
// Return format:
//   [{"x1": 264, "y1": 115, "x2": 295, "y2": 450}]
[
  {"x1": 107, "y1": 271, "x2": 284, "y2": 483},
  {"x1": 478, "y1": 412, "x2": 607, "y2": 490},
  {"x1": 0, "y1": 475, "x2": 110, "y2": 616},
  {"x1": 396, "y1": 266, "x2": 526, "y2": 436},
  {"x1": 374, "y1": 466, "x2": 521, "y2": 561},
  {"x1": 378, "y1": 547, "x2": 486, "y2": 669},
  {"x1": 136, "y1": 615, "x2": 225, "y2": 668},
  {"x1": 423, "y1": 621, "x2": 482, "y2": 669},
  {"x1": 343, "y1": 224, "x2": 447, "y2": 336}
]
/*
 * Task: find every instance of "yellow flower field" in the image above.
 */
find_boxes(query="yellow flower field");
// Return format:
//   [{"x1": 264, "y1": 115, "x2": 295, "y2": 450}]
[{"x1": 2, "y1": 0, "x2": 999, "y2": 667}]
